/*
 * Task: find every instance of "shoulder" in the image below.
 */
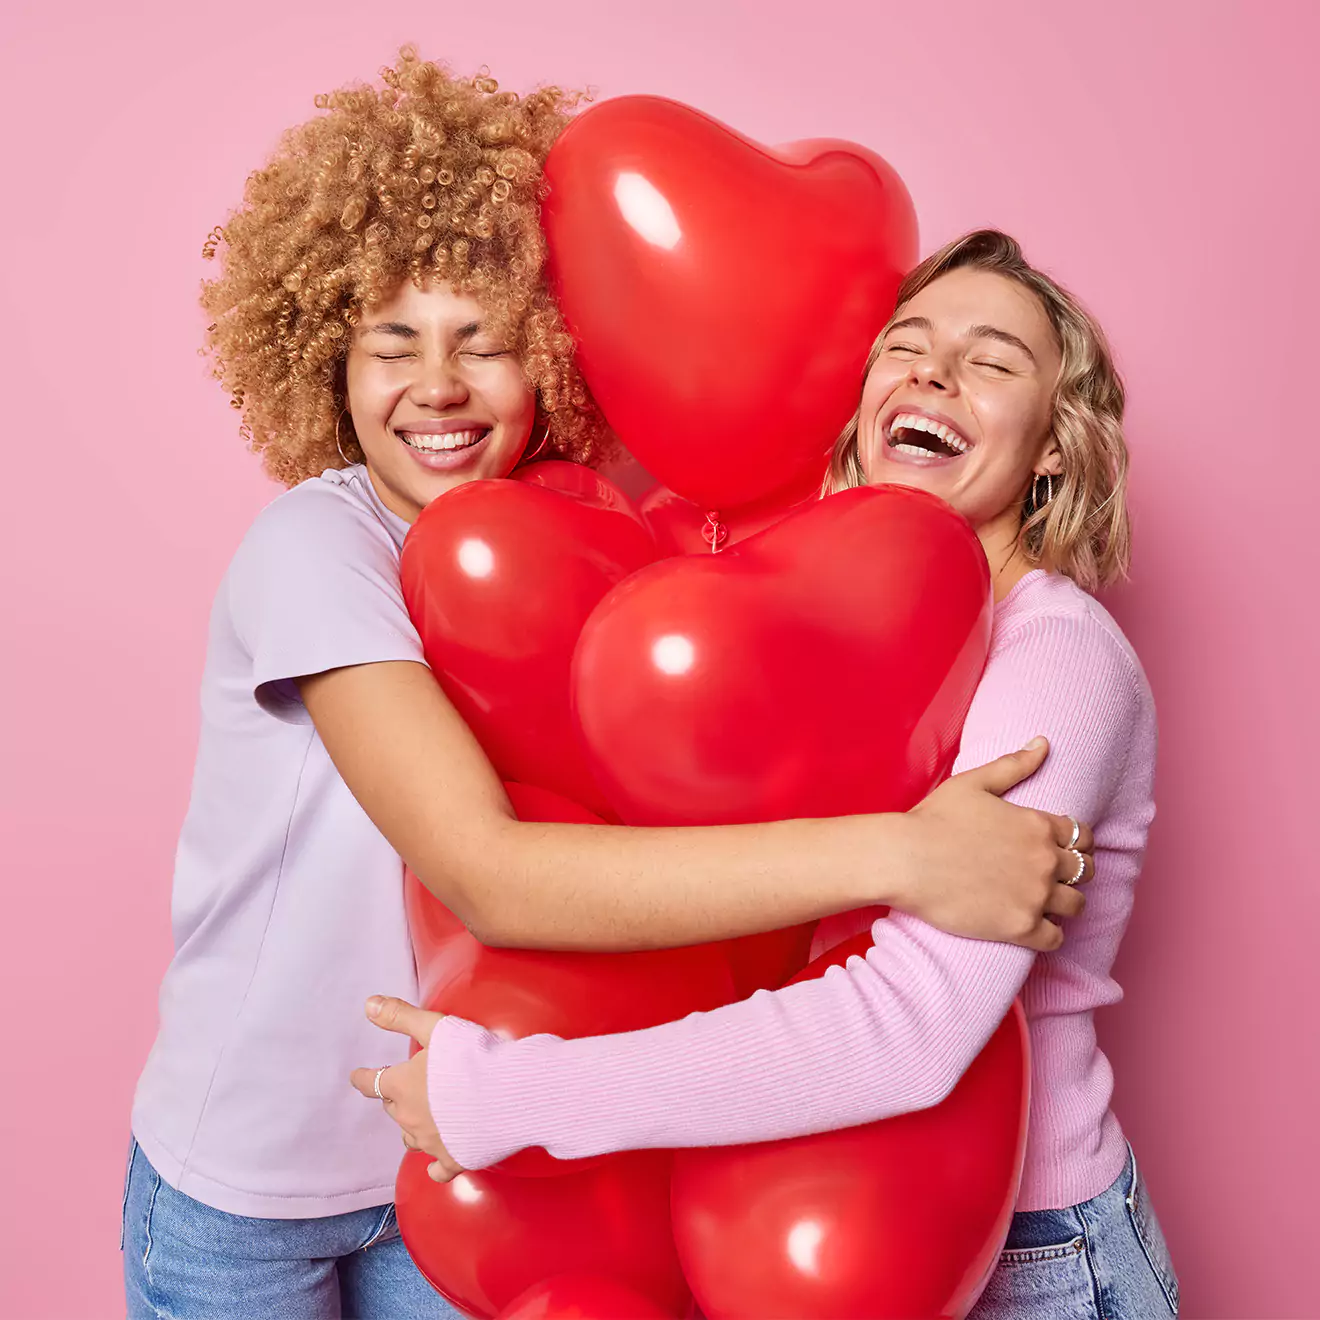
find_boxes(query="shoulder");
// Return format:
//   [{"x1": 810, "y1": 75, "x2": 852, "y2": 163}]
[
  {"x1": 235, "y1": 467, "x2": 401, "y2": 568},
  {"x1": 989, "y1": 573, "x2": 1151, "y2": 716},
  {"x1": 222, "y1": 467, "x2": 416, "y2": 658},
  {"x1": 958, "y1": 574, "x2": 1156, "y2": 817}
]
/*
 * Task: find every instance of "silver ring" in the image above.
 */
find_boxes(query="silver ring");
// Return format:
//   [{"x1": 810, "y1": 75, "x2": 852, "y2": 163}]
[
  {"x1": 372, "y1": 1066, "x2": 388, "y2": 1101},
  {"x1": 1064, "y1": 816, "x2": 1081, "y2": 850},
  {"x1": 1063, "y1": 848, "x2": 1087, "y2": 887}
]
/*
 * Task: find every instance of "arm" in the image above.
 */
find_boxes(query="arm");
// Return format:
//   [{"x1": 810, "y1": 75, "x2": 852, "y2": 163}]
[
  {"x1": 299, "y1": 659, "x2": 1081, "y2": 951},
  {"x1": 422, "y1": 610, "x2": 1142, "y2": 1168},
  {"x1": 232, "y1": 479, "x2": 1082, "y2": 954},
  {"x1": 301, "y1": 658, "x2": 883, "y2": 947}
]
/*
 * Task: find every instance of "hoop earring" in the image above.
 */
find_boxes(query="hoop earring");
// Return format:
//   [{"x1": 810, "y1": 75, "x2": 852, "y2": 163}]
[
  {"x1": 1029, "y1": 472, "x2": 1055, "y2": 514},
  {"x1": 520, "y1": 416, "x2": 552, "y2": 466},
  {"x1": 335, "y1": 410, "x2": 358, "y2": 467}
]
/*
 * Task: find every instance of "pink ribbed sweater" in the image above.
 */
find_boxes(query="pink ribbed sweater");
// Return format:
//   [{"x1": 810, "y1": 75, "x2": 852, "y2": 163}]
[{"x1": 427, "y1": 570, "x2": 1157, "y2": 1211}]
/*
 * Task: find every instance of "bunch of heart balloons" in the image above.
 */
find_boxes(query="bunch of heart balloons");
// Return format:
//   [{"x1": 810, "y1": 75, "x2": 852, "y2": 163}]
[{"x1": 393, "y1": 97, "x2": 1030, "y2": 1320}]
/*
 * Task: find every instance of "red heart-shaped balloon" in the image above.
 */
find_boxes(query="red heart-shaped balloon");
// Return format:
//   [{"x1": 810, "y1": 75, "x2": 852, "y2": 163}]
[
  {"x1": 543, "y1": 98, "x2": 917, "y2": 514},
  {"x1": 573, "y1": 486, "x2": 992, "y2": 828},
  {"x1": 400, "y1": 464, "x2": 658, "y2": 817},
  {"x1": 396, "y1": 1149, "x2": 691, "y2": 1319},
  {"x1": 406, "y1": 783, "x2": 736, "y2": 1177},
  {"x1": 495, "y1": 1274, "x2": 682, "y2": 1320},
  {"x1": 671, "y1": 934, "x2": 1030, "y2": 1320}
]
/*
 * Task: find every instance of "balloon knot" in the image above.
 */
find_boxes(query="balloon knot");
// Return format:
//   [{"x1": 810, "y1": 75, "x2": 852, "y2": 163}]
[{"x1": 702, "y1": 511, "x2": 728, "y2": 553}]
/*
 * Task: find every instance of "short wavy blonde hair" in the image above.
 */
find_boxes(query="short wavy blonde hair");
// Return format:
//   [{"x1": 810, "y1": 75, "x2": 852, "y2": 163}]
[
  {"x1": 201, "y1": 47, "x2": 609, "y2": 487},
  {"x1": 825, "y1": 229, "x2": 1131, "y2": 590}
]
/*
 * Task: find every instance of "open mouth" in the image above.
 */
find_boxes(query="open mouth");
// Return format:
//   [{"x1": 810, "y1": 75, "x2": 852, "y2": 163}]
[
  {"x1": 398, "y1": 428, "x2": 491, "y2": 454},
  {"x1": 886, "y1": 412, "x2": 971, "y2": 459}
]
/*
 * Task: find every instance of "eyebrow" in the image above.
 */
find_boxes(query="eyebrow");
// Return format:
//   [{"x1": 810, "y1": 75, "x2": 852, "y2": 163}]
[
  {"x1": 358, "y1": 320, "x2": 486, "y2": 341},
  {"x1": 359, "y1": 321, "x2": 419, "y2": 340},
  {"x1": 967, "y1": 323, "x2": 1037, "y2": 363},
  {"x1": 886, "y1": 315, "x2": 1037, "y2": 363},
  {"x1": 887, "y1": 316, "x2": 933, "y2": 335}
]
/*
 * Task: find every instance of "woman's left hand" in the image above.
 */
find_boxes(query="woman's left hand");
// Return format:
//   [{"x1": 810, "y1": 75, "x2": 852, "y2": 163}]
[{"x1": 351, "y1": 996, "x2": 463, "y2": 1183}]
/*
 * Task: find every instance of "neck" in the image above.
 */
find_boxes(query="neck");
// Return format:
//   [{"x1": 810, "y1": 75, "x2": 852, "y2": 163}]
[
  {"x1": 976, "y1": 506, "x2": 1041, "y2": 602},
  {"x1": 364, "y1": 463, "x2": 423, "y2": 526}
]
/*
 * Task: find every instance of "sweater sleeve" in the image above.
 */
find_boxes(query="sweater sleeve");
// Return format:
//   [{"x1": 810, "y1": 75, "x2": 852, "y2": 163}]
[{"x1": 427, "y1": 607, "x2": 1143, "y2": 1169}]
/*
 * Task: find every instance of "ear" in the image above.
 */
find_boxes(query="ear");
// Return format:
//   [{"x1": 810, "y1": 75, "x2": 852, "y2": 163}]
[{"x1": 1035, "y1": 434, "x2": 1064, "y2": 477}]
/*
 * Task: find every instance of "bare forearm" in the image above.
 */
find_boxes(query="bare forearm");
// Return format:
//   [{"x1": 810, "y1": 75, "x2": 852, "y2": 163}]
[
  {"x1": 300, "y1": 660, "x2": 894, "y2": 951},
  {"x1": 299, "y1": 660, "x2": 1076, "y2": 957},
  {"x1": 444, "y1": 812, "x2": 899, "y2": 951}
]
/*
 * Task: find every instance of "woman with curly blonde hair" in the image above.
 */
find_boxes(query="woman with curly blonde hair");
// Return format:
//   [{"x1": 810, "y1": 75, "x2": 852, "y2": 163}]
[
  {"x1": 123, "y1": 47, "x2": 1101, "y2": 1315},
  {"x1": 367, "y1": 232, "x2": 1178, "y2": 1318}
]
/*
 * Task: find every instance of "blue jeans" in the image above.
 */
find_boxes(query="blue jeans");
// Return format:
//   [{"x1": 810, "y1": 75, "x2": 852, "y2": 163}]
[
  {"x1": 969, "y1": 1145, "x2": 1179, "y2": 1318},
  {"x1": 121, "y1": 1139, "x2": 465, "y2": 1319}
]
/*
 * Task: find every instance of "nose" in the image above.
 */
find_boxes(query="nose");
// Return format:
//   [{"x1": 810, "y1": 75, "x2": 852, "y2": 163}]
[
  {"x1": 409, "y1": 354, "x2": 470, "y2": 410},
  {"x1": 909, "y1": 351, "x2": 952, "y2": 392}
]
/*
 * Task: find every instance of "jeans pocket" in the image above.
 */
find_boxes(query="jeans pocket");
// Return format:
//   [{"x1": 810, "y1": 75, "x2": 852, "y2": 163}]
[
  {"x1": 997, "y1": 1234, "x2": 1087, "y2": 1265},
  {"x1": 120, "y1": 1138, "x2": 139, "y2": 1252},
  {"x1": 972, "y1": 1234, "x2": 1096, "y2": 1318},
  {"x1": 1124, "y1": 1152, "x2": 1179, "y2": 1314}
]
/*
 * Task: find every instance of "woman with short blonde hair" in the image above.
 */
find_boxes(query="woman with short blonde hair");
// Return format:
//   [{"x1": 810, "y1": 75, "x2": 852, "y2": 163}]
[{"x1": 382, "y1": 230, "x2": 1180, "y2": 1319}]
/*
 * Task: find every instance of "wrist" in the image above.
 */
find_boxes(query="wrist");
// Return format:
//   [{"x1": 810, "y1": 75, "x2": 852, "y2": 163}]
[{"x1": 831, "y1": 811, "x2": 918, "y2": 913}]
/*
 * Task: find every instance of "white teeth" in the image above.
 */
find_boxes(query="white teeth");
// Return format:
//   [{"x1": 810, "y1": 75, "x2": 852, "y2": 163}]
[
  {"x1": 887, "y1": 412, "x2": 969, "y2": 454},
  {"x1": 401, "y1": 429, "x2": 485, "y2": 452}
]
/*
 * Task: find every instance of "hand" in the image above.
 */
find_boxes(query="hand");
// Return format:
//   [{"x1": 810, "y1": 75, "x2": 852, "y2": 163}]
[
  {"x1": 350, "y1": 996, "x2": 464, "y2": 1183},
  {"x1": 895, "y1": 737, "x2": 1094, "y2": 952}
]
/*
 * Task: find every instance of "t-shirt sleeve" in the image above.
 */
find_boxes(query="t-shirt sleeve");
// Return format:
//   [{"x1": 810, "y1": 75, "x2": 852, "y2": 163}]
[
  {"x1": 225, "y1": 482, "x2": 426, "y2": 722},
  {"x1": 425, "y1": 607, "x2": 1146, "y2": 1169}
]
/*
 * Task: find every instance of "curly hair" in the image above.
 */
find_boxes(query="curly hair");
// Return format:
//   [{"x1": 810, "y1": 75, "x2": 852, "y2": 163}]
[
  {"x1": 201, "y1": 48, "x2": 609, "y2": 487},
  {"x1": 825, "y1": 229, "x2": 1131, "y2": 591}
]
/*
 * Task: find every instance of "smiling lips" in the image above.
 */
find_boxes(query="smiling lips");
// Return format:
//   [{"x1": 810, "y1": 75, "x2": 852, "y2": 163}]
[
  {"x1": 398, "y1": 426, "x2": 491, "y2": 453},
  {"x1": 887, "y1": 411, "x2": 971, "y2": 459}
]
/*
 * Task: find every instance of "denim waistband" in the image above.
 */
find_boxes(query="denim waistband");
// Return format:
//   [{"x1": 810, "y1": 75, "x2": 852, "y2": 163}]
[{"x1": 1001, "y1": 1145, "x2": 1134, "y2": 1252}]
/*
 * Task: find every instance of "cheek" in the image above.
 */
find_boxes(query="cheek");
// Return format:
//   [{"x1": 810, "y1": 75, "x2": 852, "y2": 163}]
[
  {"x1": 343, "y1": 357, "x2": 364, "y2": 409},
  {"x1": 974, "y1": 392, "x2": 1047, "y2": 470},
  {"x1": 861, "y1": 363, "x2": 899, "y2": 408},
  {"x1": 857, "y1": 370, "x2": 895, "y2": 445},
  {"x1": 489, "y1": 368, "x2": 536, "y2": 427},
  {"x1": 345, "y1": 360, "x2": 393, "y2": 424}
]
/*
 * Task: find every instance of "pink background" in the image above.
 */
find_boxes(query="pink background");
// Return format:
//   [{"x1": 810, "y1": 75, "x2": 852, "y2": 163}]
[{"x1": 2, "y1": 1, "x2": 1316, "y2": 1316}]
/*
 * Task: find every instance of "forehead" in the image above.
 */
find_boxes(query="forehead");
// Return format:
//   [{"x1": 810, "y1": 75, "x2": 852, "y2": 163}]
[
  {"x1": 363, "y1": 279, "x2": 491, "y2": 326},
  {"x1": 900, "y1": 268, "x2": 1057, "y2": 357}
]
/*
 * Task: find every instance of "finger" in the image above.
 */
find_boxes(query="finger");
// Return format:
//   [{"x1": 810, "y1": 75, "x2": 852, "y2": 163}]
[
  {"x1": 1045, "y1": 884, "x2": 1086, "y2": 920},
  {"x1": 427, "y1": 1161, "x2": 458, "y2": 1184},
  {"x1": 1022, "y1": 918, "x2": 1066, "y2": 953},
  {"x1": 365, "y1": 996, "x2": 442, "y2": 1046},
  {"x1": 1054, "y1": 848, "x2": 1094, "y2": 886},
  {"x1": 350, "y1": 1067, "x2": 387, "y2": 1100},
  {"x1": 956, "y1": 738, "x2": 1049, "y2": 796},
  {"x1": 402, "y1": 1132, "x2": 417, "y2": 1151},
  {"x1": 1047, "y1": 814, "x2": 1095, "y2": 855},
  {"x1": 350, "y1": 1063, "x2": 401, "y2": 1104}
]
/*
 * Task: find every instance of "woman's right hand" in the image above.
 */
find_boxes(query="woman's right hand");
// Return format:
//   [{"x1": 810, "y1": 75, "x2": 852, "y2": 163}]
[{"x1": 892, "y1": 737, "x2": 1094, "y2": 952}]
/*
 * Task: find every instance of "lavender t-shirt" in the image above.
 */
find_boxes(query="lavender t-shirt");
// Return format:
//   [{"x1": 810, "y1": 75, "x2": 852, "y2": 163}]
[{"x1": 132, "y1": 466, "x2": 425, "y2": 1217}]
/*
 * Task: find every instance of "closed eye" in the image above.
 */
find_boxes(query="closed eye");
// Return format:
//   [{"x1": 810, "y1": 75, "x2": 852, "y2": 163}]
[
  {"x1": 974, "y1": 360, "x2": 1013, "y2": 373},
  {"x1": 886, "y1": 342, "x2": 921, "y2": 354}
]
